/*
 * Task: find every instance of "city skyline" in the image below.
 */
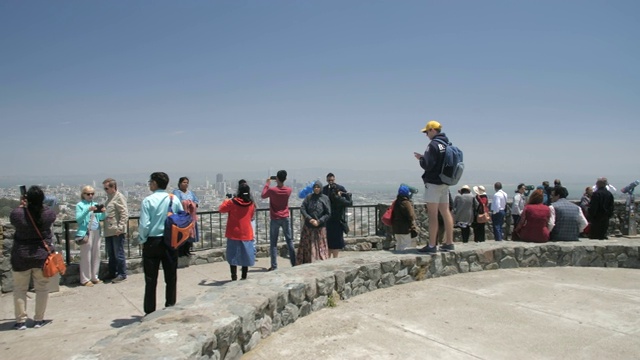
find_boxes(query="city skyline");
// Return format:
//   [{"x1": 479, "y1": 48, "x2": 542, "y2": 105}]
[{"x1": 1, "y1": 1, "x2": 639, "y2": 185}]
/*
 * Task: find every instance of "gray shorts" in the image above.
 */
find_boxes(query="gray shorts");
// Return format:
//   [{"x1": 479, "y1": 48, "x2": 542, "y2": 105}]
[{"x1": 424, "y1": 183, "x2": 450, "y2": 204}]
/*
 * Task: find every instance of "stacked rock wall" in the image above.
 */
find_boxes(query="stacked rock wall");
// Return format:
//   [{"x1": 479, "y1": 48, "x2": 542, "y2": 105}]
[{"x1": 76, "y1": 239, "x2": 640, "y2": 359}]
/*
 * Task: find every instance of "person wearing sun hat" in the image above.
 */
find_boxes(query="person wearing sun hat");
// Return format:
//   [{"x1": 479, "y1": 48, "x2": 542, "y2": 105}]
[
  {"x1": 414, "y1": 120, "x2": 455, "y2": 254},
  {"x1": 472, "y1": 185, "x2": 489, "y2": 243},
  {"x1": 453, "y1": 185, "x2": 474, "y2": 243}
]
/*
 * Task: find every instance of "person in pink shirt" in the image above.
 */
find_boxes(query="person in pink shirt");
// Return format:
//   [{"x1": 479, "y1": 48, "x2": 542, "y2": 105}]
[{"x1": 261, "y1": 170, "x2": 295, "y2": 270}]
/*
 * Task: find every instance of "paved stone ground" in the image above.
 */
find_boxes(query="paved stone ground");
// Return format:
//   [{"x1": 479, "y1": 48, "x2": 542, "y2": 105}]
[
  {"x1": 243, "y1": 267, "x2": 640, "y2": 360},
  {"x1": 1, "y1": 245, "x2": 639, "y2": 360}
]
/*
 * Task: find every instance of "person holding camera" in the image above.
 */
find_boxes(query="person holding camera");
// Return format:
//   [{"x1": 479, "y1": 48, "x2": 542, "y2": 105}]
[
  {"x1": 11, "y1": 186, "x2": 57, "y2": 330},
  {"x1": 75, "y1": 186, "x2": 105, "y2": 287},
  {"x1": 102, "y1": 178, "x2": 129, "y2": 283},
  {"x1": 261, "y1": 170, "x2": 295, "y2": 270},
  {"x1": 322, "y1": 173, "x2": 353, "y2": 258},
  {"x1": 511, "y1": 184, "x2": 528, "y2": 233},
  {"x1": 219, "y1": 183, "x2": 256, "y2": 280}
]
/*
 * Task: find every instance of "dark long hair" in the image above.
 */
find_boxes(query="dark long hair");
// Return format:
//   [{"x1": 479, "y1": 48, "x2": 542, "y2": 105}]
[
  {"x1": 26, "y1": 185, "x2": 45, "y2": 227},
  {"x1": 236, "y1": 184, "x2": 252, "y2": 203}
]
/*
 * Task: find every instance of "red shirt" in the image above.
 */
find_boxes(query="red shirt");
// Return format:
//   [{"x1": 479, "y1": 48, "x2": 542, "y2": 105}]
[
  {"x1": 261, "y1": 184, "x2": 292, "y2": 220},
  {"x1": 218, "y1": 198, "x2": 255, "y2": 241}
]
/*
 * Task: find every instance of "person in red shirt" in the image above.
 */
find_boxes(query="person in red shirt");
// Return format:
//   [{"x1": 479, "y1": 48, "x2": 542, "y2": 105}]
[
  {"x1": 219, "y1": 183, "x2": 256, "y2": 281},
  {"x1": 261, "y1": 170, "x2": 294, "y2": 271}
]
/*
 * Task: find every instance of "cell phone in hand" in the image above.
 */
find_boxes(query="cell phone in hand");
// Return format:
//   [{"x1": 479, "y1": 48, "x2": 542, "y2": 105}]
[
  {"x1": 20, "y1": 185, "x2": 27, "y2": 197},
  {"x1": 270, "y1": 176, "x2": 277, "y2": 180}
]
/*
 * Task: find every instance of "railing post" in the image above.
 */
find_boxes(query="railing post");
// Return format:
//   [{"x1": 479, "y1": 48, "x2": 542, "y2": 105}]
[{"x1": 64, "y1": 221, "x2": 71, "y2": 264}]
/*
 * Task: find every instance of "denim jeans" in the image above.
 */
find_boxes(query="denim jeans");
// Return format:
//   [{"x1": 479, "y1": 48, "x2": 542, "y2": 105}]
[
  {"x1": 270, "y1": 218, "x2": 295, "y2": 268},
  {"x1": 492, "y1": 211, "x2": 505, "y2": 241},
  {"x1": 105, "y1": 234, "x2": 127, "y2": 278}
]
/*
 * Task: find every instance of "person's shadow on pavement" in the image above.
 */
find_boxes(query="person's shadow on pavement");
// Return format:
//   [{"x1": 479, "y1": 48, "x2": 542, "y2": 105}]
[{"x1": 111, "y1": 315, "x2": 143, "y2": 328}]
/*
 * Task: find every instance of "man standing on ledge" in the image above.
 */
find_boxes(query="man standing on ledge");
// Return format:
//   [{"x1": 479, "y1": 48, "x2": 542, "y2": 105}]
[
  {"x1": 102, "y1": 178, "x2": 129, "y2": 283},
  {"x1": 414, "y1": 120, "x2": 455, "y2": 254},
  {"x1": 139, "y1": 172, "x2": 184, "y2": 315},
  {"x1": 588, "y1": 177, "x2": 614, "y2": 240},
  {"x1": 261, "y1": 170, "x2": 295, "y2": 271},
  {"x1": 491, "y1": 182, "x2": 508, "y2": 241}
]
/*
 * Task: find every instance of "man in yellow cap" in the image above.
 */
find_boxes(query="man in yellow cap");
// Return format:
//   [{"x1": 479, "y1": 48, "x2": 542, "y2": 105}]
[{"x1": 413, "y1": 120, "x2": 455, "y2": 254}]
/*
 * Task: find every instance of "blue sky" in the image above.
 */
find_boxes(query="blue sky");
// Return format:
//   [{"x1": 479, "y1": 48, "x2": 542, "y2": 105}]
[{"x1": 1, "y1": 1, "x2": 639, "y2": 188}]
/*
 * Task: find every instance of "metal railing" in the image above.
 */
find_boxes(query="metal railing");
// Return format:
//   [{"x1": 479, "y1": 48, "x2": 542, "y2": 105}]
[{"x1": 62, "y1": 205, "x2": 381, "y2": 264}]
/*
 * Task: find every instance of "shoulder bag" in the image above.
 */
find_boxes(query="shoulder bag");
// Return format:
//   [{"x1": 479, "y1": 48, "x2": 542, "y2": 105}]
[{"x1": 26, "y1": 208, "x2": 66, "y2": 277}]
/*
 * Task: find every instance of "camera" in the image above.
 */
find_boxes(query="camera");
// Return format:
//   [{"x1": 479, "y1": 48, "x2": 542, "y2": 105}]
[
  {"x1": 93, "y1": 204, "x2": 104, "y2": 213},
  {"x1": 270, "y1": 176, "x2": 277, "y2": 180},
  {"x1": 226, "y1": 193, "x2": 233, "y2": 199},
  {"x1": 525, "y1": 185, "x2": 535, "y2": 191}
]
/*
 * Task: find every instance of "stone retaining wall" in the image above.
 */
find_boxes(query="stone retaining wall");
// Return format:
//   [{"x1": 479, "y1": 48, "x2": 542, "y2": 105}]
[{"x1": 76, "y1": 239, "x2": 640, "y2": 360}]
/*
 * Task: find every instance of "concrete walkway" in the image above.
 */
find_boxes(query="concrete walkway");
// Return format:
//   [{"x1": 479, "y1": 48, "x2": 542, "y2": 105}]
[{"x1": 1, "y1": 249, "x2": 639, "y2": 360}]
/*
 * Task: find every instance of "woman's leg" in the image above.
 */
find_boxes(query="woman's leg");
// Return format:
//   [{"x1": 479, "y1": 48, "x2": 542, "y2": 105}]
[
  {"x1": 12, "y1": 269, "x2": 31, "y2": 323},
  {"x1": 32, "y1": 269, "x2": 50, "y2": 321}
]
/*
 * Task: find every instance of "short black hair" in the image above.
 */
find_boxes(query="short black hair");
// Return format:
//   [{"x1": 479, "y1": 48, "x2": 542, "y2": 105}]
[
  {"x1": 326, "y1": 172, "x2": 335, "y2": 179},
  {"x1": 552, "y1": 185, "x2": 568, "y2": 199},
  {"x1": 150, "y1": 172, "x2": 170, "y2": 190},
  {"x1": 277, "y1": 170, "x2": 287, "y2": 182}
]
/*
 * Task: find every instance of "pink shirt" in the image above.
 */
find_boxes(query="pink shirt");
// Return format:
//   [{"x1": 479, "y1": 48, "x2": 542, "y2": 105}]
[{"x1": 261, "y1": 184, "x2": 292, "y2": 220}]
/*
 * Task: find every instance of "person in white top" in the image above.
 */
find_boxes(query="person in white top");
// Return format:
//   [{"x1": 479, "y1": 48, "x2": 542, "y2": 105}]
[
  {"x1": 491, "y1": 182, "x2": 508, "y2": 241},
  {"x1": 511, "y1": 184, "x2": 527, "y2": 228}
]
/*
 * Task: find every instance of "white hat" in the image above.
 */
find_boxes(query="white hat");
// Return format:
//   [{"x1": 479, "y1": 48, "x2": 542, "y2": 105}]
[{"x1": 473, "y1": 185, "x2": 486, "y2": 195}]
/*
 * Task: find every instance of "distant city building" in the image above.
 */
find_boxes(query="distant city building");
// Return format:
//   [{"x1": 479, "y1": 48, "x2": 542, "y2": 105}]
[{"x1": 216, "y1": 173, "x2": 223, "y2": 183}]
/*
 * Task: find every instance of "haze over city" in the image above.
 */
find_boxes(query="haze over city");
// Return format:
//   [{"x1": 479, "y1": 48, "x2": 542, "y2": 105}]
[{"x1": 1, "y1": 1, "x2": 639, "y2": 192}]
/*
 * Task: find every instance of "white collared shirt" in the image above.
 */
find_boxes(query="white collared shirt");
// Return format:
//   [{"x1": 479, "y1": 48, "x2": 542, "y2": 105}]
[{"x1": 491, "y1": 189, "x2": 508, "y2": 213}]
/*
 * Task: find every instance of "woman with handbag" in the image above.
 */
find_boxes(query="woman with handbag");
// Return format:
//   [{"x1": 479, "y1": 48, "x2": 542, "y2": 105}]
[
  {"x1": 10, "y1": 185, "x2": 57, "y2": 330},
  {"x1": 75, "y1": 186, "x2": 105, "y2": 287}
]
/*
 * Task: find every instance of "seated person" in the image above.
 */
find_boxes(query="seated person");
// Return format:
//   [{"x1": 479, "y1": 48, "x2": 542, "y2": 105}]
[
  {"x1": 549, "y1": 186, "x2": 588, "y2": 241},
  {"x1": 514, "y1": 189, "x2": 552, "y2": 243}
]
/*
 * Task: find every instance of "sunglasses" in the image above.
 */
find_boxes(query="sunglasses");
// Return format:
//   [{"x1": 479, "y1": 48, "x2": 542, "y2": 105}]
[{"x1": 84, "y1": 193, "x2": 95, "y2": 196}]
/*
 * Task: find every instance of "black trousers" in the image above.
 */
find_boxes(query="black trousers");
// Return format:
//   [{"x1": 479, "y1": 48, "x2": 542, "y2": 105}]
[
  {"x1": 472, "y1": 223, "x2": 486, "y2": 242},
  {"x1": 143, "y1": 236, "x2": 178, "y2": 314},
  {"x1": 589, "y1": 217, "x2": 609, "y2": 240}
]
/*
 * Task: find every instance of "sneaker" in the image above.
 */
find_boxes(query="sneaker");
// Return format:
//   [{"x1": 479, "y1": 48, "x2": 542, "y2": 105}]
[
  {"x1": 418, "y1": 245, "x2": 438, "y2": 254},
  {"x1": 82, "y1": 281, "x2": 94, "y2": 287},
  {"x1": 14, "y1": 322, "x2": 27, "y2": 331},
  {"x1": 91, "y1": 279, "x2": 102, "y2": 284},
  {"x1": 33, "y1": 320, "x2": 47, "y2": 328},
  {"x1": 440, "y1": 243, "x2": 455, "y2": 252},
  {"x1": 112, "y1": 275, "x2": 127, "y2": 283}
]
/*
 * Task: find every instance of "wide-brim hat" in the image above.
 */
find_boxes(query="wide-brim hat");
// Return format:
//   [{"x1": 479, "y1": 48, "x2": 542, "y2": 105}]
[
  {"x1": 473, "y1": 185, "x2": 486, "y2": 195},
  {"x1": 460, "y1": 185, "x2": 471, "y2": 192}
]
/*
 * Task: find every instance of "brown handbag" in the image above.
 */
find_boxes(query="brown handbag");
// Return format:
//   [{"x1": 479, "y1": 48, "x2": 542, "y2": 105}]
[{"x1": 26, "y1": 208, "x2": 66, "y2": 277}]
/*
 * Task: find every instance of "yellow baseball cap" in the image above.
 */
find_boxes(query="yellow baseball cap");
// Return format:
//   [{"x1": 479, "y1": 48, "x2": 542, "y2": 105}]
[{"x1": 420, "y1": 120, "x2": 441, "y2": 133}]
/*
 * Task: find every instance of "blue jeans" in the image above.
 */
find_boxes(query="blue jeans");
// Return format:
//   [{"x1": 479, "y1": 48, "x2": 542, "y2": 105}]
[
  {"x1": 270, "y1": 218, "x2": 295, "y2": 269},
  {"x1": 105, "y1": 234, "x2": 127, "y2": 278},
  {"x1": 492, "y1": 211, "x2": 505, "y2": 241}
]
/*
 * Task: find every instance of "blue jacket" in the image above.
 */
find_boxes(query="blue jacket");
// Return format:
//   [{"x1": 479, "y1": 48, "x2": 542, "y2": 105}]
[
  {"x1": 75, "y1": 200, "x2": 104, "y2": 237},
  {"x1": 420, "y1": 133, "x2": 449, "y2": 185}
]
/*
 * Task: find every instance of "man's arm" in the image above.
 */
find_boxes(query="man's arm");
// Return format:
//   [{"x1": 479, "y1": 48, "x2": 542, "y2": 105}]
[
  {"x1": 138, "y1": 199, "x2": 150, "y2": 243},
  {"x1": 548, "y1": 206, "x2": 555, "y2": 232},
  {"x1": 116, "y1": 193, "x2": 129, "y2": 235},
  {"x1": 577, "y1": 208, "x2": 588, "y2": 232},
  {"x1": 261, "y1": 180, "x2": 271, "y2": 199}
]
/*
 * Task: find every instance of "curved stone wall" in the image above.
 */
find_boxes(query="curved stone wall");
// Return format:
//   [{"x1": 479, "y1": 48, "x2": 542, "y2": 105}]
[{"x1": 76, "y1": 239, "x2": 640, "y2": 360}]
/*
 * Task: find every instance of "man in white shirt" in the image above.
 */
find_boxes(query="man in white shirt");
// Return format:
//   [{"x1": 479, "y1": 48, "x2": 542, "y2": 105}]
[{"x1": 491, "y1": 182, "x2": 508, "y2": 241}]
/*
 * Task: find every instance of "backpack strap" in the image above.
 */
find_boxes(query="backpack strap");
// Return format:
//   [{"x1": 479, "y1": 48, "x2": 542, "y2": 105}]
[
  {"x1": 433, "y1": 138, "x2": 451, "y2": 147},
  {"x1": 167, "y1": 194, "x2": 174, "y2": 215}
]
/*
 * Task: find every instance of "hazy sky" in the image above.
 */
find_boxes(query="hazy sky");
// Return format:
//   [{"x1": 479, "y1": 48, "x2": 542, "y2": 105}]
[{"x1": 1, "y1": 1, "x2": 639, "y2": 187}]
